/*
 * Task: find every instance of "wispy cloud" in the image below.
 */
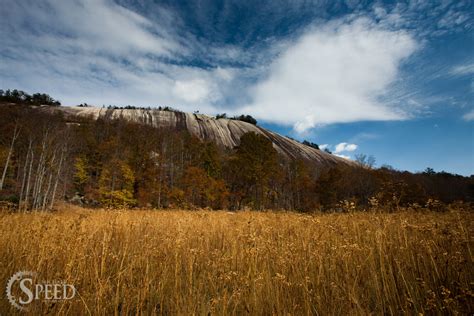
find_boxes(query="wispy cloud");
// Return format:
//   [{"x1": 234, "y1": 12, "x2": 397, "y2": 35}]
[
  {"x1": 451, "y1": 63, "x2": 474, "y2": 76},
  {"x1": 1, "y1": 0, "x2": 472, "y2": 130}
]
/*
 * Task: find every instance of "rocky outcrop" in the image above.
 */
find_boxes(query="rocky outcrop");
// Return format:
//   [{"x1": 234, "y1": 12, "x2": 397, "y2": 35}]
[{"x1": 54, "y1": 106, "x2": 352, "y2": 168}]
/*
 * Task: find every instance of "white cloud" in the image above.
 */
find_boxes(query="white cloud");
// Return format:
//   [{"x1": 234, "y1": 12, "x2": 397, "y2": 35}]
[
  {"x1": 173, "y1": 79, "x2": 214, "y2": 103},
  {"x1": 334, "y1": 142, "x2": 358, "y2": 153},
  {"x1": 240, "y1": 17, "x2": 418, "y2": 131},
  {"x1": 293, "y1": 115, "x2": 317, "y2": 134},
  {"x1": 319, "y1": 144, "x2": 329, "y2": 150},
  {"x1": 463, "y1": 109, "x2": 474, "y2": 121}
]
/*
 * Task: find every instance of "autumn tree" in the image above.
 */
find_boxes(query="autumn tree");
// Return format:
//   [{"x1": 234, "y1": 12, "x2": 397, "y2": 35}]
[
  {"x1": 315, "y1": 167, "x2": 345, "y2": 209},
  {"x1": 200, "y1": 142, "x2": 222, "y2": 178},
  {"x1": 99, "y1": 159, "x2": 136, "y2": 208},
  {"x1": 73, "y1": 157, "x2": 89, "y2": 195},
  {"x1": 227, "y1": 132, "x2": 281, "y2": 210},
  {"x1": 0, "y1": 103, "x2": 472, "y2": 212},
  {"x1": 180, "y1": 166, "x2": 229, "y2": 209},
  {"x1": 282, "y1": 159, "x2": 316, "y2": 211},
  {"x1": 0, "y1": 106, "x2": 71, "y2": 210}
]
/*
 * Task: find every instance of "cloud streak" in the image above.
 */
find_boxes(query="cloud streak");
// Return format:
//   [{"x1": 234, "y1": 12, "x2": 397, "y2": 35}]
[{"x1": 451, "y1": 63, "x2": 474, "y2": 76}]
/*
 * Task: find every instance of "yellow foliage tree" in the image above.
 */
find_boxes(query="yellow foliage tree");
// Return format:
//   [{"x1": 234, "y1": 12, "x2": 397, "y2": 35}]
[
  {"x1": 99, "y1": 160, "x2": 136, "y2": 208},
  {"x1": 73, "y1": 157, "x2": 89, "y2": 194}
]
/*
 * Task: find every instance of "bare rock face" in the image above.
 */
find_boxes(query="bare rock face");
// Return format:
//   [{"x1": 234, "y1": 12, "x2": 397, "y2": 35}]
[{"x1": 55, "y1": 106, "x2": 352, "y2": 168}]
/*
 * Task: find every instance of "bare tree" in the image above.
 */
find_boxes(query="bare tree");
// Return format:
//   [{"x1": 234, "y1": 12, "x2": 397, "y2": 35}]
[
  {"x1": 0, "y1": 123, "x2": 20, "y2": 190},
  {"x1": 355, "y1": 153, "x2": 376, "y2": 169}
]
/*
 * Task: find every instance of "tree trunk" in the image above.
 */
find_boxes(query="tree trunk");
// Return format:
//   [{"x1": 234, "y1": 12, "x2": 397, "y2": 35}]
[
  {"x1": 32, "y1": 133, "x2": 48, "y2": 210},
  {"x1": 24, "y1": 149, "x2": 35, "y2": 211},
  {"x1": 18, "y1": 140, "x2": 32, "y2": 211},
  {"x1": 0, "y1": 124, "x2": 20, "y2": 190},
  {"x1": 49, "y1": 145, "x2": 66, "y2": 210},
  {"x1": 41, "y1": 150, "x2": 57, "y2": 210}
]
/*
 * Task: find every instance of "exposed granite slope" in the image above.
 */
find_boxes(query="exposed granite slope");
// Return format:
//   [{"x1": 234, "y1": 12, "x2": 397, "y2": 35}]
[{"x1": 54, "y1": 106, "x2": 352, "y2": 167}]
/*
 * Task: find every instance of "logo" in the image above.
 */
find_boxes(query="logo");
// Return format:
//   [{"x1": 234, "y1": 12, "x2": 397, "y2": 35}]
[{"x1": 6, "y1": 271, "x2": 76, "y2": 311}]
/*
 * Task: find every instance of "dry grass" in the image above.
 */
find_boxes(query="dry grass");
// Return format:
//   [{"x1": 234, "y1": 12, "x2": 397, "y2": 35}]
[{"x1": 0, "y1": 206, "x2": 473, "y2": 315}]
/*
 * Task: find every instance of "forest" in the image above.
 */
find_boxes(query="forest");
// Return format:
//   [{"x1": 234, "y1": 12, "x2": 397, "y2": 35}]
[{"x1": 0, "y1": 102, "x2": 472, "y2": 212}]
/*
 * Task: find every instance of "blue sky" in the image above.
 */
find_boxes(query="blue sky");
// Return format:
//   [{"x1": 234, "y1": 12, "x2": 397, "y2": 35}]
[{"x1": 1, "y1": 0, "x2": 473, "y2": 175}]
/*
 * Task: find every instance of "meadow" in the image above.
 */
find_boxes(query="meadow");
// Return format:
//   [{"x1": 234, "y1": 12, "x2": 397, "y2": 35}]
[{"x1": 0, "y1": 206, "x2": 472, "y2": 315}]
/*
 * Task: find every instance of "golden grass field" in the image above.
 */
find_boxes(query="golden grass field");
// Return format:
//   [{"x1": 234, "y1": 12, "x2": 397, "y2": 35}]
[{"x1": 0, "y1": 206, "x2": 473, "y2": 315}]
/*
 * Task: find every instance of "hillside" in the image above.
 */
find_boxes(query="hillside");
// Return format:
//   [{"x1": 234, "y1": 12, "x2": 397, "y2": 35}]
[
  {"x1": 1, "y1": 102, "x2": 471, "y2": 212},
  {"x1": 50, "y1": 106, "x2": 351, "y2": 167}
]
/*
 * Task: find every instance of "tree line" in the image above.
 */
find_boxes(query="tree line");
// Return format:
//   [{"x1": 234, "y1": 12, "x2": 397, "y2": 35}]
[
  {"x1": 0, "y1": 89, "x2": 61, "y2": 106},
  {"x1": 215, "y1": 113, "x2": 258, "y2": 125},
  {"x1": 0, "y1": 104, "x2": 472, "y2": 211}
]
